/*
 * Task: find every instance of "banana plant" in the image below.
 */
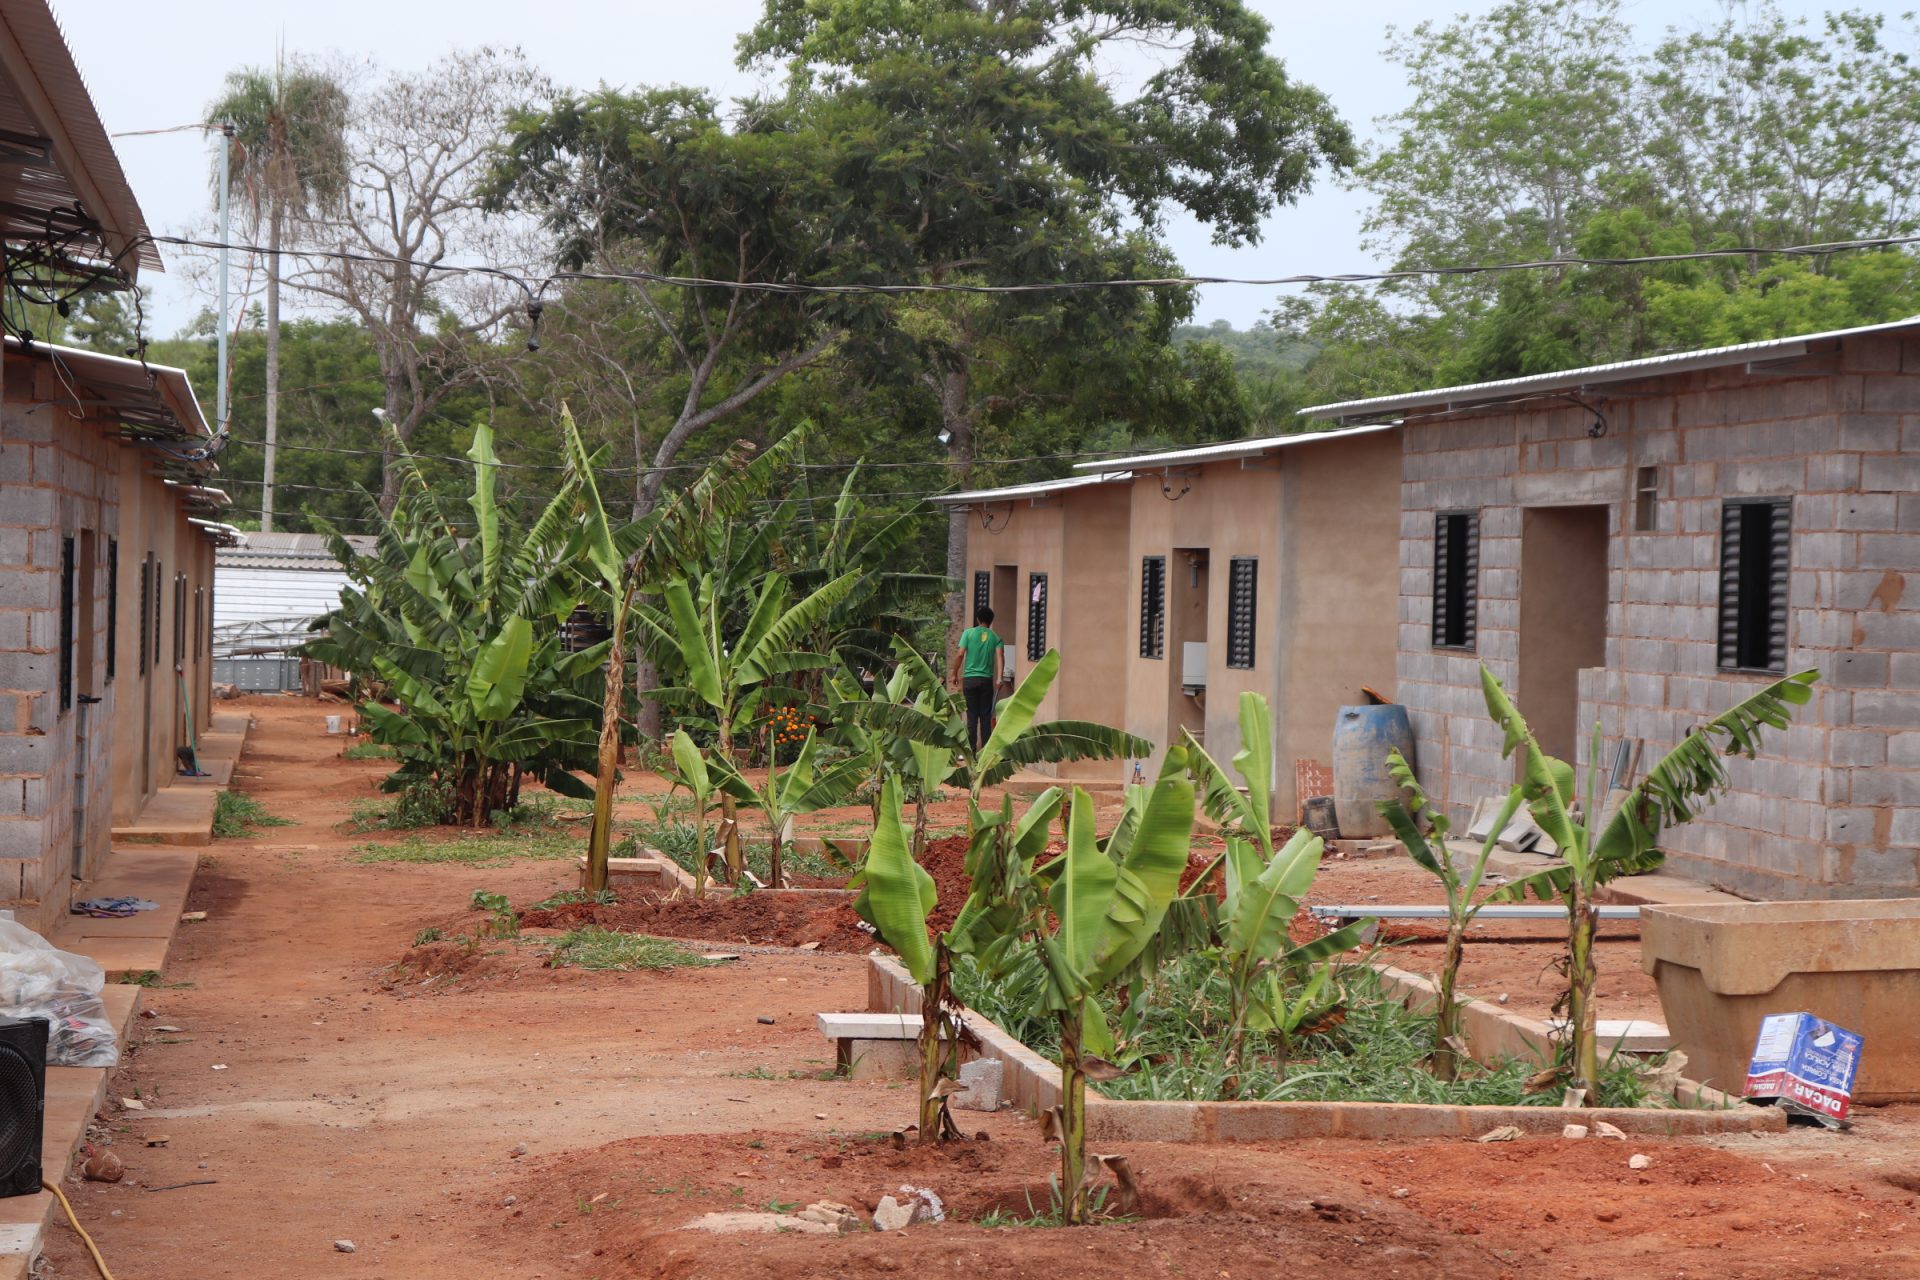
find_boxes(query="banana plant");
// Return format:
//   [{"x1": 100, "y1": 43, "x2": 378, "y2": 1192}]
[
  {"x1": 1181, "y1": 693, "x2": 1368, "y2": 1075},
  {"x1": 829, "y1": 639, "x2": 961, "y2": 854},
  {"x1": 305, "y1": 424, "x2": 601, "y2": 826},
  {"x1": 662, "y1": 729, "x2": 719, "y2": 896},
  {"x1": 850, "y1": 776, "x2": 1061, "y2": 1143},
  {"x1": 843, "y1": 648, "x2": 1151, "y2": 806},
  {"x1": 1377, "y1": 750, "x2": 1523, "y2": 1080},
  {"x1": 949, "y1": 753, "x2": 1196, "y2": 1224},
  {"x1": 710, "y1": 725, "x2": 871, "y2": 887},
  {"x1": 1479, "y1": 664, "x2": 1817, "y2": 1097}
]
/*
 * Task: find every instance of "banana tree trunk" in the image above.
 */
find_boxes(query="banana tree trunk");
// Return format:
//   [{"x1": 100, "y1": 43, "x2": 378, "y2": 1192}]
[
  {"x1": 1058, "y1": 1008, "x2": 1090, "y2": 1224},
  {"x1": 585, "y1": 608, "x2": 628, "y2": 895},
  {"x1": 721, "y1": 795, "x2": 743, "y2": 882},
  {"x1": 1567, "y1": 889, "x2": 1601, "y2": 1097},
  {"x1": 912, "y1": 795, "x2": 929, "y2": 860},
  {"x1": 1433, "y1": 923, "x2": 1466, "y2": 1082},
  {"x1": 916, "y1": 945, "x2": 952, "y2": 1142}
]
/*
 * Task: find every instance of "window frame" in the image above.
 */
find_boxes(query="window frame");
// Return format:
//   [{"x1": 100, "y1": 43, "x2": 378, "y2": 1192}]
[
  {"x1": 58, "y1": 535, "x2": 75, "y2": 713},
  {"x1": 106, "y1": 539, "x2": 118, "y2": 683},
  {"x1": 1139, "y1": 555, "x2": 1167, "y2": 659},
  {"x1": 1431, "y1": 510, "x2": 1480, "y2": 652},
  {"x1": 1225, "y1": 556, "x2": 1258, "y2": 670},
  {"x1": 1717, "y1": 497, "x2": 1792, "y2": 674},
  {"x1": 1026, "y1": 572, "x2": 1049, "y2": 661}
]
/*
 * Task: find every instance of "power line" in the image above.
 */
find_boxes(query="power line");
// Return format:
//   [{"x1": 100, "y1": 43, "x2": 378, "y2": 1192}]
[{"x1": 137, "y1": 229, "x2": 1920, "y2": 301}]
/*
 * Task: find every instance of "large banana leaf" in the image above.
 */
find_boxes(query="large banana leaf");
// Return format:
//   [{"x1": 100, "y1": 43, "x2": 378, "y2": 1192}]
[
  {"x1": 974, "y1": 721, "x2": 1152, "y2": 788},
  {"x1": 1086, "y1": 746, "x2": 1198, "y2": 988},
  {"x1": 1479, "y1": 668, "x2": 1583, "y2": 870},
  {"x1": 662, "y1": 579, "x2": 724, "y2": 709},
  {"x1": 1049, "y1": 789, "x2": 1116, "y2": 977},
  {"x1": 852, "y1": 778, "x2": 938, "y2": 985},
  {"x1": 560, "y1": 407, "x2": 623, "y2": 590},
  {"x1": 737, "y1": 570, "x2": 862, "y2": 684},
  {"x1": 1232, "y1": 693, "x2": 1274, "y2": 842},
  {"x1": 1593, "y1": 668, "x2": 1817, "y2": 868},
  {"x1": 1224, "y1": 827, "x2": 1324, "y2": 966},
  {"x1": 976, "y1": 651, "x2": 1061, "y2": 777},
  {"x1": 467, "y1": 616, "x2": 534, "y2": 722},
  {"x1": 467, "y1": 422, "x2": 504, "y2": 609}
]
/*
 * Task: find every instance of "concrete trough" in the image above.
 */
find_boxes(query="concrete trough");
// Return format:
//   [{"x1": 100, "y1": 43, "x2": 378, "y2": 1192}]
[{"x1": 864, "y1": 955, "x2": 1783, "y2": 1141}]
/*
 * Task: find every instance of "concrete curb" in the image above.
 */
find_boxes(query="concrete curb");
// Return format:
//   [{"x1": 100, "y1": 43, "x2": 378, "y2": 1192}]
[{"x1": 864, "y1": 955, "x2": 1783, "y2": 1140}]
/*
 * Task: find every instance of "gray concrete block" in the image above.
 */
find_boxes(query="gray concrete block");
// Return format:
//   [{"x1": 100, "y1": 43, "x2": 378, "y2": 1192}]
[{"x1": 1829, "y1": 651, "x2": 1891, "y2": 688}]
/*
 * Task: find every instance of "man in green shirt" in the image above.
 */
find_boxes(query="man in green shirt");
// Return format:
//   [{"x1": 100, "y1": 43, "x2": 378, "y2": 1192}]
[{"x1": 949, "y1": 606, "x2": 1009, "y2": 751}]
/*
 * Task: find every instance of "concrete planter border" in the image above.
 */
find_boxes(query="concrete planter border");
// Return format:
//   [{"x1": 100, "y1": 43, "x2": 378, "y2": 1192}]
[{"x1": 865, "y1": 955, "x2": 1784, "y2": 1140}]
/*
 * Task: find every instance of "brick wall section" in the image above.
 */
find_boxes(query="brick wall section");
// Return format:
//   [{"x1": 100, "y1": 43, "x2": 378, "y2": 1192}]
[
  {"x1": 0, "y1": 357, "x2": 121, "y2": 929},
  {"x1": 1396, "y1": 330, "x2": 1920, "y2": 900}
]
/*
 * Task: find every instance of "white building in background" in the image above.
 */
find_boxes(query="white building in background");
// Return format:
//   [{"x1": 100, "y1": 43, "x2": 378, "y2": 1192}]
[{"x1": 212, "y1": 532, "x2": 372, "y2": 689}]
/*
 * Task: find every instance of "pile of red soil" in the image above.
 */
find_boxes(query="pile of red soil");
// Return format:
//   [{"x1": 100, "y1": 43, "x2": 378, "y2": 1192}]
[{"x1": 521, "y1": 891, "x2": 877, "y2": 953}]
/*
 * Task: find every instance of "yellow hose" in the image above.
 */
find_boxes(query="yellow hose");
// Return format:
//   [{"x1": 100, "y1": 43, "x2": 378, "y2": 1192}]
[{"x1": 43, "y1": 1178, "x2": 116, "y2": 1280}]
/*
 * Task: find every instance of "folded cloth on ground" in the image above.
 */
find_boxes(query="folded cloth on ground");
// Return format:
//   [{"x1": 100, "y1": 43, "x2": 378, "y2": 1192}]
[{"x1": 71, "y1": 897, "x2": 159, "y2": 918}]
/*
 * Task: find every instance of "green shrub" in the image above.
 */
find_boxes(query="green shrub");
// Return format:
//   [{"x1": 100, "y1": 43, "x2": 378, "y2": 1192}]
[{"x1": 547, "y1": 927, "x2": 719, "y2": 971}]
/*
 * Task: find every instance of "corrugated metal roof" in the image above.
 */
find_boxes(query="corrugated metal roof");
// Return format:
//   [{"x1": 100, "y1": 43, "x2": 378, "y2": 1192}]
[
  {"x1": 0, "y1": 1, "x2": 159, "y2": 278},
  {"x1": 13, "y1": 337, "x2": 210, "y2": 442},
  {"x1": 1298, "y1": 315, "x2": 1920, "y2": 423},
  {"x1": 1069, "y1": 421, "x2": 1401, "y2": 472},
  {"x1": 217, "y1": 531, "x2": 374, "y2": 573},
  {"x1": 934, "y1": 471, "x2": 1133, "y2": 505},
  {"x1": 213, "y1": 564, "x2": 353, "y2": 629}
]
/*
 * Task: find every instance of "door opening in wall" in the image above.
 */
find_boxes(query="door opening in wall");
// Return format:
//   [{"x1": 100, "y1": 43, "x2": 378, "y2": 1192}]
[
  {"x1": 991, "y1": 564, "x2": 1018, "y2": 665},
  {"x1": 1517, "y1": 505, "x2": 1611, "y2": 765},
  {"x1": 1167, "y1": 548, "x2": 1210, "y2": 746}
]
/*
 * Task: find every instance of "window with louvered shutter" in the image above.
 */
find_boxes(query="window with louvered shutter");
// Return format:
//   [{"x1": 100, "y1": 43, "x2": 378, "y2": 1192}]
[
  {"x1": 972, "y1": 571, "x2": 991, "y2": 621},
  {"x1": 1432, "y1": 512, "x2": 1479, "y2": 650},
  {"x1": 1226, "y1": 557, "x2": 1257, "y2": 669},
  {"x1": 1140, "y1": 556, "x2": 1166, "y2": 659},
  {"x1": 152, "y1": 559, "x2": 163, "y2": 666},
  {"x1": 1026, "y1": 573, "x2": 1048, "y2": 660},
  {"x1": 106, "y1": 540, "x2": 118, "y2": 683},
  {"x1": 58, "y1": 537, "x2": 74, "y2": 713},
  {"x1": 1718, "y1": 498, "x2": 1791, "y2": 672}
]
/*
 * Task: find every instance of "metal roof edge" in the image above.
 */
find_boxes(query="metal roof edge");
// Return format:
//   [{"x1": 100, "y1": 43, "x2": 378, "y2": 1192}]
[
  {"x1": 933, "y1": 470, "x2": 1134, "y2": 505},
  {"x1": 1069, "y1": 421, "x2": 1402, "y2": 472},
  {"x1": 1297, "y1": 315, "x2": 1920, "y2": 422}
]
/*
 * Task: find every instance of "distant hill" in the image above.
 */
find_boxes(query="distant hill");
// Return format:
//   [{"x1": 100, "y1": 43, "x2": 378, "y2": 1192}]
[{"x1": 1171, "y1": 320, "x2": 1315, "y2": 380}]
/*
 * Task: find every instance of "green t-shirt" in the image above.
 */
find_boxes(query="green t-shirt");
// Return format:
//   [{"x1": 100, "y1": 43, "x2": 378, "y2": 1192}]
[{"x1": 958, "y1": 626, "x2": 1005, "y2": 680}]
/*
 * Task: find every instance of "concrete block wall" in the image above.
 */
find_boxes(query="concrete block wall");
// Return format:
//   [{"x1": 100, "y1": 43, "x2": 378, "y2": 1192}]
[
  {"x1": 0, "y1": 361, "x2": 124, "y2": 930},
  {"x1": 1396, "y1": 330, "x2": 1920, "y2": 900}
]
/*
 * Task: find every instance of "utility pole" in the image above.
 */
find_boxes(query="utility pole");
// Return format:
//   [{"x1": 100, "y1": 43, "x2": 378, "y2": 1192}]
[{"x1": 215, "y1": 124, "x2": 235, "y2": 474}]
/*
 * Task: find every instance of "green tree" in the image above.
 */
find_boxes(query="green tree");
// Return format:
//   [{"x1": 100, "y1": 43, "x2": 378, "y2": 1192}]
[
  {"x1": 742, "y1": 0, "x2": 1354, "y2": 638},
  {"x1": 206, "y1": 62, "x2": 350, "y2": 532}
]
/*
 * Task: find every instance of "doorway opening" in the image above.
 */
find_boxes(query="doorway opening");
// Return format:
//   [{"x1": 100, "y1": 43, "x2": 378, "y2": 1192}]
[
  {"x1": 991, "y1": 564, "x2": 1018, "y2": 675},
  {"x1": 1517, "y1": 505, "x2": 1611, "y2": 764},
  {"x1": 1167, "y1": 548, "x2": 1210, "y2": 745}
]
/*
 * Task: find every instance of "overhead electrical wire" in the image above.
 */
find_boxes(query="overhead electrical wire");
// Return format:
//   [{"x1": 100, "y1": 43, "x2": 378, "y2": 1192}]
[{"x1": 135, "y1": 229, "x2": 1920, "y2": 301}]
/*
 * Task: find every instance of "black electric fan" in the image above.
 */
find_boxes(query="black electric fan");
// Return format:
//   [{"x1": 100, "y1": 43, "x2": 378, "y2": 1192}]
[{"x1": 0, "y1": 1017, "x2": 47, "y2": 1199}]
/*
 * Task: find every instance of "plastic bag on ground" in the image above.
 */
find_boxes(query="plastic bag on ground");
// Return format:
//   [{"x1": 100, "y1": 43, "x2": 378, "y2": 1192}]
[{"x1": 0, "y1": 919, "x2": 119, "y2": 1067}]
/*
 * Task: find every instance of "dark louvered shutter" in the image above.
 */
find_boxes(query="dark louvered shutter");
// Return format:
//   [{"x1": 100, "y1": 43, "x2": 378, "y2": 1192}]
[
  {"x1": 1140, "y1": 556, "x2": 1166, "y2": 658},
  {"x1": 1226, "y1": 557, "x2": 1257, "y2": 669},
  {"x1": 1026, "y1": 573, "x2": 1048, "y2": 660},
  {"x1": 1720, "y1": 499, "x2": 1791, "y2": 672},
  {"x1": 152, "y1": 559, "x2": 163, "y2": 666},
  {"x1": 1764, "y1": 500, "x2": 1791, "y2": 671},
  {"x1": 1433, "y1": 512, "x2": 1478, "y2": 650},
  {"x1": 106, "y1": 540, "x2": 118, "y2": 682},
  {"x1": 58, "y1": 537, "x2": 74, "y2": 712},
  {"x1": 972, "y1": 571, "x2": 991, "y2": 621}
]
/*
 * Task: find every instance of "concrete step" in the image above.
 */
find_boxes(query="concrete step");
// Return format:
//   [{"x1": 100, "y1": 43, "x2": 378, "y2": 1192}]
[
  {"x1": 111, "y1": 786, "x2": 217, "y2": 847},
  {"x1": 54, "y1": 849, "x2": 201, "y2": 978}
]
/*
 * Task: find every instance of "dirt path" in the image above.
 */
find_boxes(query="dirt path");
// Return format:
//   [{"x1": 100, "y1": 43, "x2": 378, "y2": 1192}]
[{"x1": 39, "y1": 698, "x2": 1920, "y2": 1279}]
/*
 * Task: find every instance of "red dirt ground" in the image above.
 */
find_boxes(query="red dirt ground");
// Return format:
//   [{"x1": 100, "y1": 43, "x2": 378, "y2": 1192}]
[{"x1": 39, "y1": 697, "x2": 1920, "y2": 1280}]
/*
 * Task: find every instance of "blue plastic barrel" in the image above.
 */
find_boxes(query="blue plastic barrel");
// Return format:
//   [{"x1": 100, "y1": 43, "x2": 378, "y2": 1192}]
[{"x1": 1330, "y1": 704, "x2": 1415, "y2": 840}]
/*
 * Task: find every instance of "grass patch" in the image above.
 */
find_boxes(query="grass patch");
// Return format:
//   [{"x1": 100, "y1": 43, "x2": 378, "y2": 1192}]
[
  {"x1": 531, "y1": 887, "x2": 616, "y2": 911},
  {"x1": 353, "y1": 832, "x2": 579, "y2": 866},
  {"x1": 952, "y1": 953, "x2": 1674, "y2": 1109},
  {"x1": 116, "y1": 970, "x2": 193, "y2": 989},
  {"x1": 644, "y1": 820, "x2": 853, "y2": 883},
  {"x1": 213, "y1": 791, "x2": 295, "y2": 838},
  {"x1": 341, "y1": 740, "x2": 393, "y2": 761},
  {"x1": 548, "y1": 927, "x2": 719, "y2": 972}
]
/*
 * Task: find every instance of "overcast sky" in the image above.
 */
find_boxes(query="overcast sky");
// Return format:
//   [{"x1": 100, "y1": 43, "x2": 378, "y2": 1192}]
[{"x1": 60, "y1": 0, "x2": 1914, "y2": 340}]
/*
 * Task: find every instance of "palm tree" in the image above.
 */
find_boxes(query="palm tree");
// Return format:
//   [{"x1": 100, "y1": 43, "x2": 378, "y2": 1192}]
[{"x1": 206, "y1": 61, "x2": 349, "y2": 532}]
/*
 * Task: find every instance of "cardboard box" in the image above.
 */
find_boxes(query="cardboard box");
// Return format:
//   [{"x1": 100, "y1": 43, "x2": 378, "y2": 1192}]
[{"x1": 1744, "y1": 1012, "x2": 1864, "y2": 1125}]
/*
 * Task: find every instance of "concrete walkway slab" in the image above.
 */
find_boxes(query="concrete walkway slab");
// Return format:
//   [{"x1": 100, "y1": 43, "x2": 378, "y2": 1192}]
[
  {"x1": 0, "y1": 985, "x2": 141, "y2": 1280},
  {"x1": 53, "y1": 850, "x2": 201, "y2": 977},
  {"x1": 111, "y1": 786, "x2": 217, "y2": 847}
]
